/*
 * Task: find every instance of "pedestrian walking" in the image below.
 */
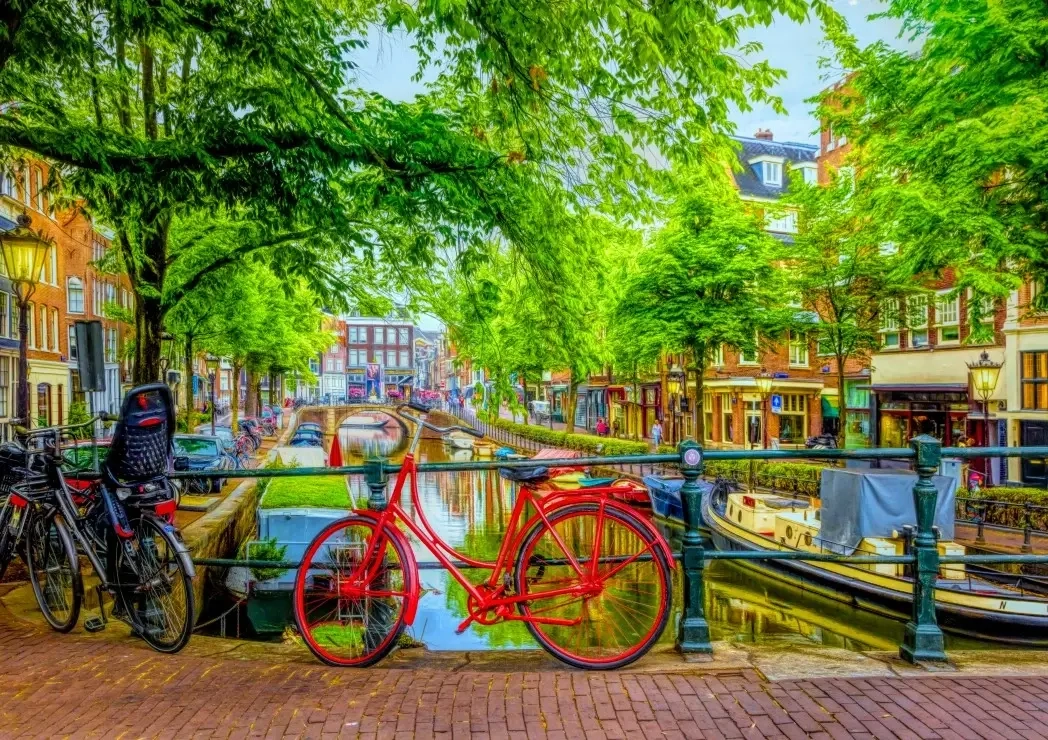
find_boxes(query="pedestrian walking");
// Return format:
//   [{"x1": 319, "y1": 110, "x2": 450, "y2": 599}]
[
  {"x1": 651, "y1": 419, "x2": 663, "y2": 448},
  {"x1": 596, "y1": 417, "x2": 609, "y2": 437}
]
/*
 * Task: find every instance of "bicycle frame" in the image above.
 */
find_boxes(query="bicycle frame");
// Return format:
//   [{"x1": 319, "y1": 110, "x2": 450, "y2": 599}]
[{"x1": 352, "y1": 419, "x2": 673, "y2": 633}]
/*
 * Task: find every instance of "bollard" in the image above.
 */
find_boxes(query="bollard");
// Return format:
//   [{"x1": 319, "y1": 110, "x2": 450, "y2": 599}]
[
  {"x1": 677, "y1": 440, "x2": 712, "y2": 654},
  {"x1": 900, "y1": 435, "x2": 947, "y2": 664},
  {"x1": 366, "y1": 457, "x2": 388, "y2": 511},
  {"x1": 1023, "y1": 502, "x2": 1033, "y2": 553}
]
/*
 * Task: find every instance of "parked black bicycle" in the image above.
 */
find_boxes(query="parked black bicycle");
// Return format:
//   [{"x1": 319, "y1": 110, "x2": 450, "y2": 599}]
[{"x1": 5, "y1": 384, "x2": 195, "y2": 653}]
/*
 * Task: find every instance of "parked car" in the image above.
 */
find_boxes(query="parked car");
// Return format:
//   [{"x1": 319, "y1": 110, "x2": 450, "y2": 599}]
[
  {"x1": 173, "y1": 434, "x2": 235, "y2": 493},
  {"x1": 201, "y1": 426, "x2": 244, "y2": 467},
  {"x1": 296, "y1": 422, "x2": 322, "y2": 434}
]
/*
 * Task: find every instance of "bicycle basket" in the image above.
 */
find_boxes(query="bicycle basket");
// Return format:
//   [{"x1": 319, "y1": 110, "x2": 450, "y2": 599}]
[
  {"x1": 0, "y1": 442, "x2": 28, "y2": 496},
  {"x1": 105, "y1": 384, "x2": 175, "y2": 484}
]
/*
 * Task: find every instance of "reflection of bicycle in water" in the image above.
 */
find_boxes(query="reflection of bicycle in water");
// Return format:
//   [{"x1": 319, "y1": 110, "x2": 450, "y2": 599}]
[{"x1": 294, "y1": 403, "x2": 675, "y2": 670}]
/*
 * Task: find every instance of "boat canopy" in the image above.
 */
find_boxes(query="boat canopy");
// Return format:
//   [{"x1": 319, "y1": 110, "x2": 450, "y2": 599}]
[{"x1": 816, "y1": 469, "x2": 957, "y2": 555}]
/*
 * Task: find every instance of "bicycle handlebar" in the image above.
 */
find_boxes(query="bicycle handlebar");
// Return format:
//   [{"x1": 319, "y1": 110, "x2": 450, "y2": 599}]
[
  {"x1": 15, "y1": 413, "x2": 117, "y2": 439},
  {"x1": 395, "y1": 404, "x2": 484, "y2": 438}
]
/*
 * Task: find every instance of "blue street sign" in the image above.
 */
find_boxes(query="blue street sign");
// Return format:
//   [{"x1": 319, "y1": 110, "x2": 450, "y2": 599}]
[{"x1": 770, "y1": 394, "x2": 782, "y2": 414}]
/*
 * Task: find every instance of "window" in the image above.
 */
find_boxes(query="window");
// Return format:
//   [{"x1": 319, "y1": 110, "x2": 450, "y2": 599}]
[
  {"x1": 336, "y1": 359, "x2": 343, "y2": 372},
  {"x1": 36, "y1": 383, "x2": 51, "y2": 427},
  {"x1": 92, "y1": 236, "x2": 106, "y2": 262},
  {"x1": 907, "y1": 295, "x2": 929, "y2": 347},
  {"x1": 740, "y1": 334, "x2": 759, "y2": 365},
  {"x1": 26, "y1": 303, "x2": 34, "y2": 348},
  {"x1": 49, "y1": 245, "x2": 57, "y2": 285},
  {"x1": 51, "y1": 309, "x2": 58, "y2": 352},
  {"x1": 0, "y1": 357, "x2": 8, "y2": 417},
  {"x1": 324, "y1": 358, "x2": 333, "y2": 372},
  {"x1": 1021, "y1": 352, "x2": 1048, "y2": 410},
  {"x1": 766, "y1": 210, "x2": 798, "y2": 233},
  {"x1": 703, "y1": 393, "x2": 714, "y2": 441},
  {"x1": 329, "y1": 343, "x2": 339, "y2": 355},
  {"x1": 38, "y1": 305, "x2": 46, "y2": 351},
  {"x1": 106, "y1": 283, "x2": 115, "y2": 307},
  {"x1": 762, "y1": 161, "x2": 782, "y2": 186},
  {"x1": 33, "y1": 167, "x2": 43, "y2": 212},
  {"x1": 93, "y1": 281, "x2": 101, "y2": 316},
  {"x1": 399, "y1": 328, "x2": 409, "y2": 345},
  {"x1": 778, "y1": 394, "x2": 807, "y2": 445},
  {"x1": 67, "y1": 277, "x2": 84, "y2": 313},
  {"x1": 710, "y1": 345, "x2": 724, "y2": 367},
  {"x1": 398, "y1": 350, "x2": 409, "y2": 368},
  {"x1": 22, "y1": 168, "x2": 30, "y2": 206},
  {"x1": 349, "y1": 327, "x2": 365, "y2": 344},
  {"x1": 0, "y1": 169, "x2": 14, "y2": 198},
  {"x1": 0, "y1": 293, "x2": 8, "y2": 339},
  {"x1": 68, "y1": 325, "x2": 78, "y2": 361},
  {"x1": 880, "y1": 298, "x2": 900, "y2": 348},
  {"x1": 386, "y1": 350, "x2": 396, "y2": 367},
  {"x1": 722, "y1": 395, "x2": 734, "y2": 443},
  {"x1": 789, "y1": 333, "x2": 809, "y2": 367},
  {"x1": 221, "y1": 374, "x2": 230, "y2": 391},
  {"x1": 936, "y1": 292, "x2": 959, "y2": 343},
  {"x1": 817, "y1": 337, "x2": 834, "y2": 357},
  {"x1": 801, "y1": 165, "x2": 817, "y2": 185},
  {"x1": 374, "y1": 352, "x2": 383, "y2": 366}
]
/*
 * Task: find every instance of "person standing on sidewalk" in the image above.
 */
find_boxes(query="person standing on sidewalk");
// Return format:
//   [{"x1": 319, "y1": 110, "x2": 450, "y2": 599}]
[{"x1": 651, "y1": 419, "x2": 663, "y2": 448}]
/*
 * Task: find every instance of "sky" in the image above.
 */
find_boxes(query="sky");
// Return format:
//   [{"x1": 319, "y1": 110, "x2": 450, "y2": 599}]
[{"x1": 354, "y1": 0, "x2": 908, "y2": 330}]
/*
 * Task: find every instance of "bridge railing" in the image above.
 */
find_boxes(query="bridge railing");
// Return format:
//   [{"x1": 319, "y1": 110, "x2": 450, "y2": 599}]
[{"x1": 173, "y1": 438, "x2": 1048, "y2": 664}]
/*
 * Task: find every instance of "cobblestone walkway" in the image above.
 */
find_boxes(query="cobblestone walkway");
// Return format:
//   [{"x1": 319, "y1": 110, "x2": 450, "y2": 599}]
[{"x1": 2, "y1": 622, "x2": 1048, "y2": 739}]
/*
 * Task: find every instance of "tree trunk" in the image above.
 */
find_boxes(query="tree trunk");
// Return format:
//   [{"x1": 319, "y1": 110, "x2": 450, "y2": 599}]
[
  {"x1": 564, "y1": 373, "x2": 577, "y2": 435},
  {"x1": 131, "y1": 221, "x2": 169, "y2": 385},
  {"x1": 694, "y1": 362, "x2": 707, "y2": 444},
  {"x1": 230, "y1": 359, "x2": 242, "y2": 433},
  {"x1": 268, "y1": 371, "x2": 275, "y2": 406},
  {"x1": 836, "y1": 353, "x2": 847, "y2": 449},
  {"x1": 245, "y1": 368, "x2": 257, "y2": 417},
  {"x1": 183, "y1": 334, "x2": 195, "y2": 432}
]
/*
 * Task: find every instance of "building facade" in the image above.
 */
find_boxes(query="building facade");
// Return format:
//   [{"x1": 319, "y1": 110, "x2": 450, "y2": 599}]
[
  {"x1": 319, "y1": 314, "x2": 346, "y2": 403},
  {"x1": 344, "y1": 315, "x2": 415, "y2": 398},
  {"x1": 1001, "y1": 280, "x2": 1048, "y2": 486}
]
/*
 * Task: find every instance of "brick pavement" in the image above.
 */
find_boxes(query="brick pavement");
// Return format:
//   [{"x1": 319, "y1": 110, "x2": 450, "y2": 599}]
[{"x1": 3, "y1": 622, "x2": 1048, "y2": 739}]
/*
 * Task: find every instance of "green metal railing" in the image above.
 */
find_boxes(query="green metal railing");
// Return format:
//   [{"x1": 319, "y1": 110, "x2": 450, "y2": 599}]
[{"x1": 172, "y1": 434, "x2": 1048, "y2": 665}]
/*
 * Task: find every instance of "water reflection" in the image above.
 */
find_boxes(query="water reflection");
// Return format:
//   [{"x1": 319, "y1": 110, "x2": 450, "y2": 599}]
[{"x1": 331, "y1": 421, "x2": 976, "y2": 652}]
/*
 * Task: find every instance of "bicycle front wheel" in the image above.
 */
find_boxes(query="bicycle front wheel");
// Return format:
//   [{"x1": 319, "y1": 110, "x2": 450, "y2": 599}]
[
  {"x1": 294, "y1": 516, "x2": 414, "y2": 667},
  {"x1": 114, "y1": 516, "x2": 195, "y2": 653},
  {"x1": 26, "y1": 512, "x2": 83, "y2": 633},
  {"x1": 514, "y1": 503, "x2": 671, "y2": 670}
]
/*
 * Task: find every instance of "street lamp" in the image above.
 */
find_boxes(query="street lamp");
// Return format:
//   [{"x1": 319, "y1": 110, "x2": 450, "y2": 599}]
[
  {"x1": 668, "y1": 363, "x2": 685, "y2": 443},
  {"x1": 967, "y1": 350, "x2": 1003, "y2": 449},
  {"x1": 754, "y1": 368, "x2": 775, "y2": 449},
  {"x1": 205, "y1": 355, "x2": 220, "y2": 435},
  {"x1": 0, "y1": 214, "x2": 51, "y2": 428}
]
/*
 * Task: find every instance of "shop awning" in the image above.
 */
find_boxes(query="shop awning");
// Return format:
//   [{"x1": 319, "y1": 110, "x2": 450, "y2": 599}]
[{"x1": 821, "y1": 396, "x2": 839, "y2": 419}]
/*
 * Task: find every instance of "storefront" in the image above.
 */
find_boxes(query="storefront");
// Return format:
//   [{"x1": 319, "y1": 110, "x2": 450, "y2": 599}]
[
  {"x1": 29, "y1": 359, "x2": 71, "y2": 427},
  {"x1": 703, "y1": 378, "x2": 823, "y2": 449},
  {"x1": 871, "y1": 384, "x2": 971, "y2": 448},
  {"x1": 841, "y1": 379, "x2": 872, "y2": 449}
]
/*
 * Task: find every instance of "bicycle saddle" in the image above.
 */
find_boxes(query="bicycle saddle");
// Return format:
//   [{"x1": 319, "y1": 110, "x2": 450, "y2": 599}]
[{"x1": 499, "y1": 466, "x2": 550, "y2": 483}]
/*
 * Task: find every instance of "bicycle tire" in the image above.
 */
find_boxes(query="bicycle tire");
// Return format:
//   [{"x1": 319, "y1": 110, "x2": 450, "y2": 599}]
[
  {"x1": 26, "y1": 512, "x2": 83, "y2": 633},
  {"x1": 114, "y1": 516, "x2": 195, "y2": 653},
  {"x1": 294, "y1": 515, "x2": 414, "y2": 667},
  {"x1": 0, "y1": 503, "x2": 15, "y2": 581},
  {"x1": 514, "y1": 503, "x2": 672, "y2": 670}
]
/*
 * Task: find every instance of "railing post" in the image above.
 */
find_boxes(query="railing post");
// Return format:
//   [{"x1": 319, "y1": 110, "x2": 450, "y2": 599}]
[
  {"x1": 900, "y1": 434, "x2": 947, "y2": 664},
  {"x1": 1023, "y1": 502, "x2": 1033, "y2": 553},
  {"x1": 677, "y1": 440, "x2": 712, "y2": 654},
  {"x1": 366, "y1": 457, "x2": 388, "y2": 511}
]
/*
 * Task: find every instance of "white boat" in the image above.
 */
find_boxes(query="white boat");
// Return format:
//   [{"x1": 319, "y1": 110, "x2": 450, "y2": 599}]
[
  {"x1": 342, "y1": 415, "x2": 389, "y2": 429},
  {"x1": 442, "y1": 433, "x2": 475, "y2": 450}
]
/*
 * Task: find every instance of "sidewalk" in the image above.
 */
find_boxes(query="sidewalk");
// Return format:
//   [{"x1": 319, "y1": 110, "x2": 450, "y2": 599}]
[{"x1": 2, "y1": 617, "x2": 1048, "y2": 738}]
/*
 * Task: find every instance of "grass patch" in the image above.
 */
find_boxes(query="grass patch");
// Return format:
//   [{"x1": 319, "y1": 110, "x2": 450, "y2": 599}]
[{"x1": 259, "y1": 475, "x2": 351, "y2": 510}]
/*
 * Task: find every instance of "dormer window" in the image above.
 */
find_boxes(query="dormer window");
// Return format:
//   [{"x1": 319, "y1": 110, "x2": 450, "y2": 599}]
[
  {"x1": 763, "y1": 161, "x2": 782, "y2": 186},
  {"x1": 793, "y1": 162, "x2": 818, "y2": 186}
]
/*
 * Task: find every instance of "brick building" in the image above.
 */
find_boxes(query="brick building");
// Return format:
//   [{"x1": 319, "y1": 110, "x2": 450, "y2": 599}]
[
  {"x1": 1001, "y1": 280, "x2": 1048, "y2": 485},
  {"x1": 344, "y1": 315, "x2": 415, "y2": 398}
]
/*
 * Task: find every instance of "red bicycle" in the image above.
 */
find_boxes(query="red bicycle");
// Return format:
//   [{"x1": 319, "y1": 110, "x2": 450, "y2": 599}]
[{"x1": 293, "y1": 403, "x2": 674, "y2": 669}]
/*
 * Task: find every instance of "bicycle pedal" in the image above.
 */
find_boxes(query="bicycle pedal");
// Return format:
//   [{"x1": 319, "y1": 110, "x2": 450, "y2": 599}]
[{"x1": 84, "y1": 617, "x2": 106, "y2": 633}]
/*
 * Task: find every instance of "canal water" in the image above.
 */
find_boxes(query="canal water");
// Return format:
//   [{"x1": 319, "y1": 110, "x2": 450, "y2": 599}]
[{"x1": 325, "y1": 412, "x2": 991, "y2": 653}]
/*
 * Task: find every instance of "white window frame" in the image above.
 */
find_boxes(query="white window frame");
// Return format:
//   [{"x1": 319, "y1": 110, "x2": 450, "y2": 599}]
[
  {"x1": 398, "y1": 350, "x2": 409, "y2": 368},
  {"x1": 880, "y1": 298, "x2": 900, "y2": 350},
  {"x1": 49, "y1": 246, "x2": 57, "y2": 286},
  {"x1": 710, "y1": 345, "x2": 725, "y2": 367},
  {"x1": 763, "y1": 161, "x2": 782, "y2": 186},
  {"x1": 34, "y1": 168, "x2": 43, "y2": 212},
  {"x1": 766, "y1": 210, "x2": 798, "y2": 234},
  {"x1": 936, "y1": 291, "x2": 960, "y2": 345},
  {"x1": 51, "y1": 309, "x2": 58, "y2": 352},
  {"x1": 788, "y1": 333, "x2": 809, "y2": 367},
  {"x1": 67, "y1": 277, "x2": 84, "y2": 314},
  {"x1": 39, "y1": 305, "x2": 47, "y2": 351}
]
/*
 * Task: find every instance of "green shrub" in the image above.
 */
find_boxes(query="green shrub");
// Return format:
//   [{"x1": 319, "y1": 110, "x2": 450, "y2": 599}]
[
  {"x1": 242, "y1": 537, "x2": 288, "y2": 582},
  {"x1": 67, "y1": 401, "x2": 91, "y2": 440},
  {"x1": 260, "y1": 474, "x2": 350, "y2": 510},
  {"x1": 487, "y1": 417, "x2": 647, "y2": 455},
  {"x1": 956, "y1": 487, "x2": 1048, "y2": 531}
]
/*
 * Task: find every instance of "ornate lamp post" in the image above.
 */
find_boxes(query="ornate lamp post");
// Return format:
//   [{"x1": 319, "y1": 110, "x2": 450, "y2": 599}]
[
  {"x1": 0, "y1": 214, "x2": 51, "y2": 428},
  {"x1": 667, "y1": 363, "x2": 685, "y2": 444},
  {"x1": 967, "y1": 350, "x2": 1003, "y2": 476},
  {"x1": 754, "y1": 368, "x2": 775, "y2": 449},
  {"x1": 205, "y1": 355, "x2": 220, "y2": 435}
]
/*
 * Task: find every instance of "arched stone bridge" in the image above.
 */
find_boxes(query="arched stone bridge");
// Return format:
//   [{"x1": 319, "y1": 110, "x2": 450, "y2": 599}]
[{"x1": 294, "y1": 404, "x2": 454, "y2": 441}]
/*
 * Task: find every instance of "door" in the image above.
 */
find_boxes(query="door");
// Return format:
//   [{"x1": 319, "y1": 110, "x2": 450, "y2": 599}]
[{"x1": 1021, "y1": 422, "x2": 1048, "y2": 486}]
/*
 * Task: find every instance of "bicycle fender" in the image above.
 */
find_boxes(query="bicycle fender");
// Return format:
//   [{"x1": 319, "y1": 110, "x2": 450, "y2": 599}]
[
  {"x1": 146, "y1": 514, "x2": 197, "y2": 579},
  {"x1": 349, "y1": 509, "x2": 420, "y2": 625}
]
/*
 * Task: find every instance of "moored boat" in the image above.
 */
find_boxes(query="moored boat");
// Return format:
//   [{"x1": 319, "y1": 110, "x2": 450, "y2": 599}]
[
  {"x1": 341, "y1": 415, "x2": 389, "y2": 429},
  {"x1": 442, "y1": 432, "x2": 475, "y2": 450},
  {"x1": 701, "y1": 468, "x2": 1048, "y2": 645}
]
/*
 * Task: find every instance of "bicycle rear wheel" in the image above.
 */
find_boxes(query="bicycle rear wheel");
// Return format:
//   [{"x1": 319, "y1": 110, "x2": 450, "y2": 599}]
[
  {"x1": 0, "y1": 502, "x2": 16, "y2": 580},
  {"x1": 514, "y1": 503, "x2": 671, "y2": 669},
  {"x1": 114, "y1": 516, "x2": 195, "y2": 653},
  {"x1": 26, "y1": 512, "x2": 83, "y2": 633},
  {"x1": 294, "y1": 516, "x2": 414, "y2": 667}
]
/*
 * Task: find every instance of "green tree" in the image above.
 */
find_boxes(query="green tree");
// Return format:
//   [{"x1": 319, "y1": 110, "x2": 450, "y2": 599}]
[
  {"x1": 819, "y1": 0, "x2": 1046, "y2": 314},
  {"x1": 616, "y1": 170, "x2": 792, "y2": 441},
  {"x1": 0, "y1": 0, "x2": 843, "y2": 381},
  {"x1": 779, "y1": 173, "x2": 906, "y2": 446}
]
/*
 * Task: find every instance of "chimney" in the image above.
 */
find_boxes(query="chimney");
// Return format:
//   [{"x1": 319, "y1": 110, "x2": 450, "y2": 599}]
[{"x1": 754, "y1": 129, "x2": 773, "y2": 141}]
